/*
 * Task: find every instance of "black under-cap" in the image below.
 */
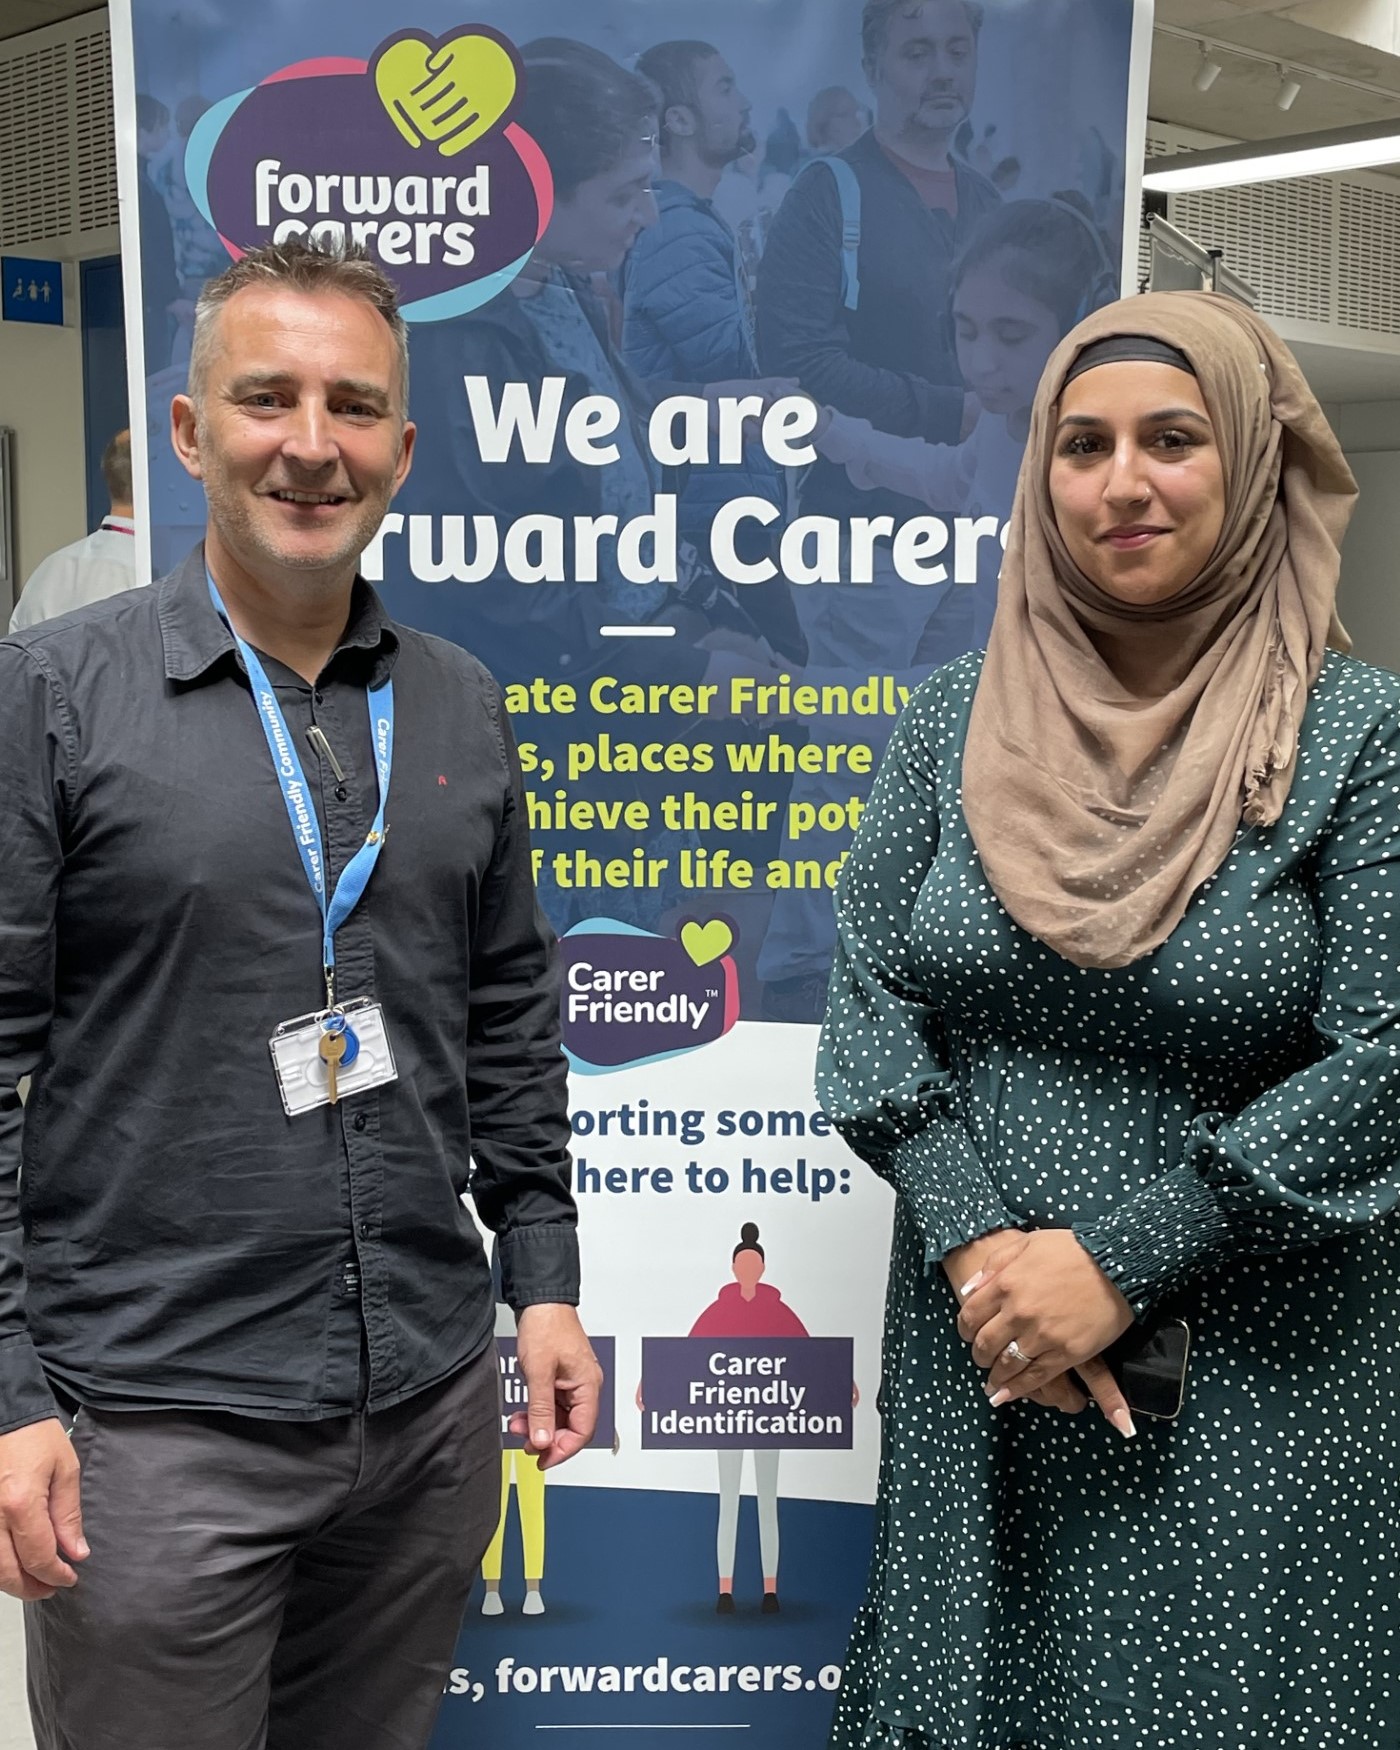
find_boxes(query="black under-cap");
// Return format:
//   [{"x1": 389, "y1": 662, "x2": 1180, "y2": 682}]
[{"x1": 1063, "y1": 334, "x2": 1196, "y2": 387}]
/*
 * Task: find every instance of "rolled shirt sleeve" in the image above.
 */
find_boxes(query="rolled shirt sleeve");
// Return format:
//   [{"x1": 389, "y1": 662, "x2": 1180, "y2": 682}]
[{"x1": 465, "y1": 684, "x2": 579, "y2": 1313}]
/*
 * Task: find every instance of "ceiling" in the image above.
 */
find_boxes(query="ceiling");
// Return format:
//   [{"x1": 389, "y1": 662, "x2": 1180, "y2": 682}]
[
  {"x1": 1150, "y1": 0, "x2": 1400, "y2": 147},
  {"x1": 0, "y1": 0, "x2": 103, "y2": 40}
]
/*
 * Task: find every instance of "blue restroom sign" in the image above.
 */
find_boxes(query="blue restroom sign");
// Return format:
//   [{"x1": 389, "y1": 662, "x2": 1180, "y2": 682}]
[{"x1": 2, "y1": 257, "x2": 63, "y2": 325}]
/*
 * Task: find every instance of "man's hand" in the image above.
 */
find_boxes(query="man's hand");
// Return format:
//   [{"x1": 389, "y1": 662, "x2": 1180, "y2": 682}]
[
  {"x1": 0, "y1": 1418, "x2": 88, "y2": 1601},
  {"x1": 509, "y1": 1305, "x2": 603, "y2": 1472},
  {"x1": 956, "y1": 1230, "x2": 1136, "y2": 1434}
]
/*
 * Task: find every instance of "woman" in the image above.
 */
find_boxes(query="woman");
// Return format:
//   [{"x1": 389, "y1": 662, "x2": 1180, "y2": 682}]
[
  {"x1": 817, "y1": 291, "x2": 1399, "y2": 1747},
  {"x1": 688, "y1": 1223, "x2": 809, "y2": 1615},
  {"x1": 401, "y1": 37, "x2": 796, "y2": 939}
]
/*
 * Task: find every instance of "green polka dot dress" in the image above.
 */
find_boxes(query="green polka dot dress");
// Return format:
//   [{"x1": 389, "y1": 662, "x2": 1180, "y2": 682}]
[{"x1": 817, "y1": 649, "x2": 1400, "y2": 1749}]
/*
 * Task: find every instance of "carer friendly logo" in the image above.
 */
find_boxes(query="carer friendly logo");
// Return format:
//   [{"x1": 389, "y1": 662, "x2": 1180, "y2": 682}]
[
  {"x1": 185, "y1": 25, "x2": 553, "y2": 320},
  {"x1": 561, "y1": 918, "x2": 740, "y2": 1074}
]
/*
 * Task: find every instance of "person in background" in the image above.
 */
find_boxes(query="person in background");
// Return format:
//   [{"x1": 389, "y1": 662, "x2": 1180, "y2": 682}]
[
  {"x1": 752, "y1": 0, "x2": 1000, "y2": 1020},
  {"x1": 10, "y1": 431, "x2": 138, "y2": 632},
  {"x1": 756, "y1": 0, "x2": 1000, "y2": 519},
  {"x1": 135, "y1": 95, "x2": 185, "y2": 374},
  {"x1": 405, "y1": 38, "x2": 795, "y2": 946},
  {"x1": 149, "y1": 94, "x2": 233, "y2": 369},
  {"x1": 621, "y1": 40, "x2": 791, "y2": 637},
  {"x1": 805, "y1": 85, "x2": 868, "y2": 158},
  {"x1": 0, "y1": 238, "x2": 599, "y2": 1750},
  {"x1": 756, "y1": 106, "x2": 802, "y2": 211},
  {"x1": 813, "y1": 196, "x2": 1117, "y2": 646}
]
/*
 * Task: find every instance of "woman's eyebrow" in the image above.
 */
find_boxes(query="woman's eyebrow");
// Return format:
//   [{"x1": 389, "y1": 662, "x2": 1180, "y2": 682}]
[{"x1": 1055, "y1": 407, "x2": 1210, "y2": 431}]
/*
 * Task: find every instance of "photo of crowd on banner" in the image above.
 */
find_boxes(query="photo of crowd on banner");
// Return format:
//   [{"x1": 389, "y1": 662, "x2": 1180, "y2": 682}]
[{"x1": 137, "y1": 0, "x2": 1131, "y2": 1024}]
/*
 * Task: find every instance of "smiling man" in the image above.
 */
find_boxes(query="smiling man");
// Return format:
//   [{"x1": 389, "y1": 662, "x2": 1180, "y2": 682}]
[{"x1": 0, "y1": 238, "x2": 599, "y2": 1750}]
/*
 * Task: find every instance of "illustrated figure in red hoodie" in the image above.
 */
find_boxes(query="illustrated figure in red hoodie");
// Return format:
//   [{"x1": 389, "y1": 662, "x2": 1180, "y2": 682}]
[{"x1": 687, "y1": 1223, "x2": 809, "y2": 1615}]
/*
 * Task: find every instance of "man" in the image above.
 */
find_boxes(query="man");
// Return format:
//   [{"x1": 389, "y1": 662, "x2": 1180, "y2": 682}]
[
  {"x1": 10, "y1": 431, "x2": 139, "y2": 632},
  {"x1": 621, "y1": 41, "x2": 786, "y2": 581},
  {"x1": 0, "y1": 238, "x2": 599, "y2": 1750},
  {"x1": 805, "y1": 85, "x2": 868, "y2": 158},
  {"x1": 751, "y1": 0, "x2": 1000, "y2": 1020},
  {"x1": 756, "y1": 0, "x2": 998, "y2": 502}
]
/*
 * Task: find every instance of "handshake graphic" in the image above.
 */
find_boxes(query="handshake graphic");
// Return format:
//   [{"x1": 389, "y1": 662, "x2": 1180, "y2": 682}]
[{"x1": 373, "y1": 29, "x2": 518, "y2": 158}]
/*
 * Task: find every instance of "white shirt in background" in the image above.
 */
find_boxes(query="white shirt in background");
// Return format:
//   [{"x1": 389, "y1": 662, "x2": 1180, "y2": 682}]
[{"x1": 9, "y1": 517, "x2": 140, "y2": 633}]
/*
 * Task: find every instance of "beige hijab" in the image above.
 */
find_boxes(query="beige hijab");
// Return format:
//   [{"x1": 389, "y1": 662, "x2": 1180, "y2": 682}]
[{"x1": 962, "y1": 291, "x2": 1357, "y2": 970}]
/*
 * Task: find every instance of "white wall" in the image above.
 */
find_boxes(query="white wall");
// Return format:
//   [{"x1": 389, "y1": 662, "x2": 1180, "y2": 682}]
[
  {"x1": 1333, "y1": 400, "x2": 1400, "y2": 676},
  {"x1": 1, "y1": 271, "x2": 88, "y2": 602}
]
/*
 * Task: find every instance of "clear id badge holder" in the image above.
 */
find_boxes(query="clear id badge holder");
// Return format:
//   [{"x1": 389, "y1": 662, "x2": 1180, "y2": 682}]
[{"x1": 270, "y1": 997, "x2": 398, "y2": 1118}]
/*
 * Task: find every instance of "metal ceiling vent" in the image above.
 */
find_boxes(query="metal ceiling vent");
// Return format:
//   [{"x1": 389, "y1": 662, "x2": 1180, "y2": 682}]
[
  {"x1": 0, "y1": 16, "x2": 117, "y2": 250},
  {"x1": 1142, "y1": 122, "x2": 1400, "y2": 337}
]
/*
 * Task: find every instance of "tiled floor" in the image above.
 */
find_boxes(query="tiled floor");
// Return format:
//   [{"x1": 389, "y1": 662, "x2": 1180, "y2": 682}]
[{"x1": 0, "y1": 1594, "x2": 35, "y2": 1750}]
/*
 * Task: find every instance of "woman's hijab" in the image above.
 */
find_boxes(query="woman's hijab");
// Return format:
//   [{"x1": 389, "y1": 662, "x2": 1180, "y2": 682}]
[{"x1": 962, "y1": 291, "x2": 1358, "y2": 970}]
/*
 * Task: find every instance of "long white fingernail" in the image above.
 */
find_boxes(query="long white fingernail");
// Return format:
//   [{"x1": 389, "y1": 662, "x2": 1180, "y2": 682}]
[
  {"x1": 959, "y1": 1270, "x2": 985, "y2": 1297},
  {"x1": 1111, "y1": 1407, "x2": 1137, "y2": 1438},
  {"x1": 988, "y1": 1388, "x2": 1010, "y2": 1407}
]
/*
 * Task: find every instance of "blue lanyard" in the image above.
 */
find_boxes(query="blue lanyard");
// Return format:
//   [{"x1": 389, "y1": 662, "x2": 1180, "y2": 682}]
[{"x1": 207, "y1": 571, "x2": 393, "y2": 1006}]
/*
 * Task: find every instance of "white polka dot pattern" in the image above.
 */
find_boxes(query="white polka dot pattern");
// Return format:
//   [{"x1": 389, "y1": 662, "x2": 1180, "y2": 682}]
[{"x1": 816, "y1": 649, "x2": 1400, "y2": 1748}]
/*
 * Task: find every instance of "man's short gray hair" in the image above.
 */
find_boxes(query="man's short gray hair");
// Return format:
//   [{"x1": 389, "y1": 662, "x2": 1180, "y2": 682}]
[
  {"x1": 862, "y1": 0, "x2": 984, "y2": 65},
  {"x1": 188, "y1": 236, "x2": 410, "y2": 416}
]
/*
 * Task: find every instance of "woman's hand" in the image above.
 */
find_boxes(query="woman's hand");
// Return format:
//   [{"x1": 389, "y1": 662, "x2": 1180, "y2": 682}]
[
  {"x1": 944, "y1": 1231, "x2": 1085, "y2": 1416},
  {"x1": 941, "y1": 1229, "x2": 1017, "y2": 1302},
  {"x1": 956, "y1": 1230, "x2": 1137, "y2": 1434}
]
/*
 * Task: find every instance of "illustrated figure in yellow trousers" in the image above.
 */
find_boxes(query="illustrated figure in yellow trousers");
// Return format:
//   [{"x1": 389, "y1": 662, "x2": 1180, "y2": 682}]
[
  {"x1": 483, "y1": 1270, "x2": 548, "y2": 1616},
  {"x1": 481, "y1": 1445, "x2": 547, "y2": 1617}
]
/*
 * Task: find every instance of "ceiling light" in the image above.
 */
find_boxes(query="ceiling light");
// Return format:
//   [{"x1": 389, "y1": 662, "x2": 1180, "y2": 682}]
[
  {"x1": 1192, "y1": 45, "x2": 1222, "y2": 93},
  {"x1": 1276, "y1": 68, "x2": 1302, "y2": 111},
  {"x1": 1142, "y1": 117, "x2": 1400, "y2": 194}
]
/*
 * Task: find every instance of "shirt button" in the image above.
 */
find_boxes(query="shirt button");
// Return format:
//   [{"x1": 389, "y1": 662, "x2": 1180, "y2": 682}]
[
  {"x1": 353, "y1": 1112, "x2": 367, "y2": 1132},
  {"x1": 358, "y1": 1221, "x2": 371, "y2": 1238},
  {"x1": 314, "y1": 689, "x2": 325, "y2": 705},
  {"x1": 335, "y1": 784, "x2": 348, "y2": 802}
]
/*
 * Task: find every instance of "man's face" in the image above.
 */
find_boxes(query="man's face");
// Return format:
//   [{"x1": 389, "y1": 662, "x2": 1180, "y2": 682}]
[
  {"x1": 689, "y1": 55, "x2": 756, "y2": 166},
  {"x1": 172, "y1": 285, "x2": 414, "y2": 586},
  {"x1": 868, "y1": 1, "x2": 978, "y2": 140}
]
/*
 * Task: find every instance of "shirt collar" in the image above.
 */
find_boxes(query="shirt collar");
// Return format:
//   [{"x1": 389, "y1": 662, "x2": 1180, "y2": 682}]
[{"x1": 158, "y1": 543, "x2": 400, "y2": 688}]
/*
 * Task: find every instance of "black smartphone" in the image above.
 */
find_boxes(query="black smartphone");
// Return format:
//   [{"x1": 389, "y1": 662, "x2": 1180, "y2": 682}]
[{"x1": 1101, "y1": 1316, "x2": 1191, "y2": 1420}]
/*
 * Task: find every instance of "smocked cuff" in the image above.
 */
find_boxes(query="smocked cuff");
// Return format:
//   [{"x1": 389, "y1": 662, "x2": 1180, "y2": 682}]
[
  {"x1": 888, "y1": 1121, "x2": 1020, "y2": 1270},
  {"x1": 499, "y1": 1222, "x2": 581, "y2": 1312},
  {"x1": 1073, "y1": 1165, "x2": 1237, "y2": 1316},
  {"x1": 0, "y1": 1332, "x2": 62, "y2": 1436}
]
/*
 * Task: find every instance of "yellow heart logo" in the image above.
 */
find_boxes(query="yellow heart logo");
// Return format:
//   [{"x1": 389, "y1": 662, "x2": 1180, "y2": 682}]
[
  {"x1": 681, "y1": 919, "x2": 734, "y2": 967},
  {"x1": 374, "y1": 32, "x2": 517, "y2": 159}
]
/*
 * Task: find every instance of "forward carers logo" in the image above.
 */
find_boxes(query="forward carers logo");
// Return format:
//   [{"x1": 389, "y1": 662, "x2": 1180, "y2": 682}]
[
  {"x1": 561, "y1": 918, "x2": 740, "y2": 1074},
  {"x1": 185, "y1": 26, "x2": 552, "y2": 320}
]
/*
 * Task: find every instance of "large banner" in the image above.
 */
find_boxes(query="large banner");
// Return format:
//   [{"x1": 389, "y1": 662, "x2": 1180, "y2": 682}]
[{"x1": 113, "y1": 1, "x2": 1149, "y2": 1738}]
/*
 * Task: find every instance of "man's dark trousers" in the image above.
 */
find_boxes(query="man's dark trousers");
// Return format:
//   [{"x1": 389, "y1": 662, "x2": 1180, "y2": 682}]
[{"x1": 25, "y1": 1347, "x2": 501, "y2": 1750}]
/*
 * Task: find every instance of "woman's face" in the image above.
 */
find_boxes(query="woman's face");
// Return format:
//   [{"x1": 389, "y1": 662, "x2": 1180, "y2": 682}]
[
  {"x1": 953, "y1": 263, "x2": 1060, "y2": 418},
  {"x1": 1047, "y1": 361, "x2": 1227, "y2": 607},
  {"x1": 732, "y1": 1249, "x2": 765, "y2": 1290},
  {"x1": 540, "y1": 135, "x2": 659, "y2": 274}
]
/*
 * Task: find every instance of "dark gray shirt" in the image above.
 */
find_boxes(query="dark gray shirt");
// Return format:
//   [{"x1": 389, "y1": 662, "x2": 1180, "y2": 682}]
[{"x1": 0, "y1": 546, "x2": 577, "y2": 1434}]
